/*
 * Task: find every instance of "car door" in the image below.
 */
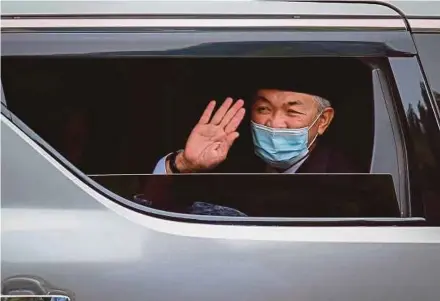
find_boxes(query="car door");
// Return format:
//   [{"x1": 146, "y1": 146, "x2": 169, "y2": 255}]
[{"x1": 2, "y1": 1, "x2": 440, "y2": 301}]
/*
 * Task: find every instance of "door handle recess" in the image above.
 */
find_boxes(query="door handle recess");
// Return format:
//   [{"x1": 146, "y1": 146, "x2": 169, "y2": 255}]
[{"x1": 1, "y1": 275, "x2": 73, "y2": 300}]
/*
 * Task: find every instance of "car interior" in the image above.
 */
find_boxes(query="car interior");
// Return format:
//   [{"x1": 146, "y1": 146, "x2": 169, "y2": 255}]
[
  {"x1": 2, "y1": 57, "x2": 374, "y2": 173},
  {"x1": 2, "y1": 56, "x2": 389, "y2": 217}
]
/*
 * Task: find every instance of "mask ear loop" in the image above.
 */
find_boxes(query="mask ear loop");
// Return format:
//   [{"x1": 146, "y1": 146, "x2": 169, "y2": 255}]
[
  {"x1": 307, "y1": 111, "x2": 324, "y2": 147},
  {"x1": 308, "y1": 133, "x2": 319, "y2": 148},
  {"x1": 308, "y1": 111, "x2": 323, "y2": 129}
]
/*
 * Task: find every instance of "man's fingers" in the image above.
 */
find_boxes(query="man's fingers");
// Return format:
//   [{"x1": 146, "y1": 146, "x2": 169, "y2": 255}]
[
  {"x1": 198, "y1": 100, "x2": 216, "y2": 124},
  {"x1": 218, "y1": 132, "x2": 240, "y2": 157},
  {"x1": 225, "y1": 108, "x2": 246, "y2": 134},
  {"x1": 220, "y1": 99, "x2": 244, "y2": 127},
  {"x1": 210, "y1": 97, "x2": 233, "y2": 125},
  {"x1": 225, "y1": 132, "x2": 240, "y2": 147}
]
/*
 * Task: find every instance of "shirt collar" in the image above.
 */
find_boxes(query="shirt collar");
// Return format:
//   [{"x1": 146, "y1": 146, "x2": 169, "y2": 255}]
[{"x1": 265, "y1": 155, "x2": 309, "y2": 174}]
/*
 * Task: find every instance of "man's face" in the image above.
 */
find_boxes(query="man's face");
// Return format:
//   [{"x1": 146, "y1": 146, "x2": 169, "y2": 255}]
[{"x1": 251, "y1": 89, "x2": 334, "y2": 144}]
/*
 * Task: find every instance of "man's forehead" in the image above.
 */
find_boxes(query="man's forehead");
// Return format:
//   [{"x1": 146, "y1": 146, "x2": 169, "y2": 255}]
[{"x1": 256, "y1": 89, "x2": 317, "y2": 105}]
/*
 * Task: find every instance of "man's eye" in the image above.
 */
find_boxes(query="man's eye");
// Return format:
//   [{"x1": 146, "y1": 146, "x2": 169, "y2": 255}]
[
  {"x1": 257, "y1": 107, "x2": 270, "y2": 113},
  {"x1": 287, "y1": 110, "x2": 298, "y2": 115}
]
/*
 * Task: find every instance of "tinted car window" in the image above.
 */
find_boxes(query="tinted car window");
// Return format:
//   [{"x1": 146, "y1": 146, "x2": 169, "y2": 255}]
[
  {"x1": 388, "y1": 55, "x2": 440, "y2": 225},
  {"x1": 414, "y1": 33, "x2": 440, "y2": 110}
]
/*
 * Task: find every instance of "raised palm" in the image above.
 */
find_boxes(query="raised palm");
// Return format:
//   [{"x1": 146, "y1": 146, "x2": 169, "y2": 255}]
[{"x1": 183, "y1": 98, "x2": 245, "y2": 171}]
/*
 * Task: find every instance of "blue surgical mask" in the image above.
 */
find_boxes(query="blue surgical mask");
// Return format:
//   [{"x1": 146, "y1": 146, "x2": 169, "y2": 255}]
[{"x1": 251, "y1": 114, "x2": 321, "y2": 170}]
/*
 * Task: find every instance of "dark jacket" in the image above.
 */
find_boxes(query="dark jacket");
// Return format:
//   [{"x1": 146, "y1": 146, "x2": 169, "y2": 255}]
[
  {"x1": 297, "y1": 141, "x2": 359, "y2": 173},
  {"x1": 221, "y1": 139, "x2": 359, "y2": 174},
  {"x1": 142, "y1": 140, "x2": 360, "y2": 214}
]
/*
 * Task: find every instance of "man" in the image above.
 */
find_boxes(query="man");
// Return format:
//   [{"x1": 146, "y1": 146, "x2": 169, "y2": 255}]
[
  {"x1": 146, "y1": 84, "x2": 357, "y2": 216},
  {"x1": 153, "y1": 88, "x2": 354, "y2": 175}
]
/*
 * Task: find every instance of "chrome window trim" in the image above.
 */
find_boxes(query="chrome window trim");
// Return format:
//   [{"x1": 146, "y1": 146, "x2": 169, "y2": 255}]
[
  {"x1": 2, "y1": 18, "x2": 439, "y2": 31},
  {"x1": 410, "y1": 19, "x2": 440, "y2": 32},
  {"x1": 1, "y1": 18, "x2": 408, "y2": 29}
]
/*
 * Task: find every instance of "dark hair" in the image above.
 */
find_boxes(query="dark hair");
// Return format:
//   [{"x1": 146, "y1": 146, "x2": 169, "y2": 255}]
[{"x1": 241, "y1": 60, "x2": 334, "y2": 105}]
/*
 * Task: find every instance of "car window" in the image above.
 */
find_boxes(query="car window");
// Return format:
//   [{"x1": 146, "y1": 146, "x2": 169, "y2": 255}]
[
  {"x1": 386, "y1": 54, "x2": 440, "y2": 225},
  {"x1": 414, "y1": 33, "x2": 440, "y2": 111},
  {"x1": 388, "y1": 37, "x2": 440, "y2": 225},
  {"x1": 1, "y1": 55, "x2": 406, "y2": 218}
]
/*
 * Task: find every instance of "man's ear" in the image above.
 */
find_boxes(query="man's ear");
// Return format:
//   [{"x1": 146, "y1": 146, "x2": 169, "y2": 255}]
[{"x1": 317, "y1": 107, "x2": 335, "y2": 135}]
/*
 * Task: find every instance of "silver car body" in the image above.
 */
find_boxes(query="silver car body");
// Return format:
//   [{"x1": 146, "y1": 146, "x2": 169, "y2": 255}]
[{"x1": 2, "y1": 1, "x2": 440, "y2": 300}]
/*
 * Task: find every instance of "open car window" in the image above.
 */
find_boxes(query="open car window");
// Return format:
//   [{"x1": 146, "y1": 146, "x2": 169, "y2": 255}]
[{"x1": 1, "y1": 55, "x2": 408, "y2": 220}]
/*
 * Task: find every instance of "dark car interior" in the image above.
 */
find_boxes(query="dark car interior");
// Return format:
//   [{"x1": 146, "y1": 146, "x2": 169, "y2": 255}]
[
  {"x1": 2, "y1": 57, "x2": 374, "y2": 174},
  {"x1": 2, "y1": 56, "x2": 388, "y2": 217}
]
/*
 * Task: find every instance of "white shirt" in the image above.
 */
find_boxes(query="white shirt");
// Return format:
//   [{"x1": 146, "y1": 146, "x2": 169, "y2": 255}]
[{"x1": 152, "y1": 153, "x2": 308, "y2": 174}]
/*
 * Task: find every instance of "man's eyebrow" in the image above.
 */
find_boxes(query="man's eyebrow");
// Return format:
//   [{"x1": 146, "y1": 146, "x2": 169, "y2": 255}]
[
  {"x1": 255, "y1": 95, "x2": 271, "y2": 103},
  {"x1": 287, "y1": 100, "x2": 304, "y2": 106},
  {"x1": 285, "y1": 100, "x2": 307, "y2": 115}
]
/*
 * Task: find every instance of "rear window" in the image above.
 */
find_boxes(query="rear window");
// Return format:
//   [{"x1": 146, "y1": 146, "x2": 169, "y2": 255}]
[{"x1": 1, "y1": 56, "x2": 404, "y2": 219}]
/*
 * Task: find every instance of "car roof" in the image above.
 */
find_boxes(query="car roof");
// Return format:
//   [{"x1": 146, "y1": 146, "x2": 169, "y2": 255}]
[{"x1": 1, "y1": 0, "x2": 440, "y2": 19}]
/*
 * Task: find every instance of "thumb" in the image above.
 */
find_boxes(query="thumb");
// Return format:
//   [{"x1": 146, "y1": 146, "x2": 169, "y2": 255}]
[
  {"x1": 217, "y1": 132, "x2": 239, "y2": 158},
  {"x1": 225, "y1": 132, "x2": 240, "y2": 147}
]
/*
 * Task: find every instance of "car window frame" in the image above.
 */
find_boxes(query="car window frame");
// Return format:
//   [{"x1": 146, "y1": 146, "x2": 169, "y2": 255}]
[{"x1": 0, "y1": 19, "x2": 428, "y2": 226}]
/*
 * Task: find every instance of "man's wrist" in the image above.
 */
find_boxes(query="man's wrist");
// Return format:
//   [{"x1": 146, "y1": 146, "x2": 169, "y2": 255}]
[
  {"x1": 166, "y1": 150, "x2": 193, "y2": 174},
  {"x1": 175, "y1": 151, "x2": 193, "y2": 173}
]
